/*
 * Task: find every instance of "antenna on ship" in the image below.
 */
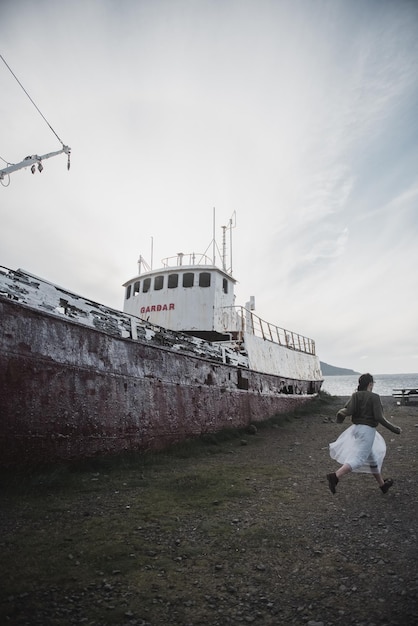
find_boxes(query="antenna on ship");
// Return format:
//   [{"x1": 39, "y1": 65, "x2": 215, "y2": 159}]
[
  {"x1": 221, "y1": 211, "x2": 236, "y2": 274},
  {"x1": 205, "y1": 207, "x2": 235, "y2": 273},
  {"x1": 0, "y1": 54, "x2": 71, "y2": 186},
  {"x1": 212, "y1": 207, "x2": 216, "y2": 265}
]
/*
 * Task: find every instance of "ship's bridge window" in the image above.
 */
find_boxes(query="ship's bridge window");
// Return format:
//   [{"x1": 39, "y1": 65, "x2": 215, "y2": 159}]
[
  {"x1": 199, "y1": 272, "x2": 211, "y2": 287},
  {"x1": 223, "y1": 278, "x2": 228, "y2": 294},
  {"x1": 183, "y1": 272, "x2": 194, "y2": 288},
  {"x1": 168, "y1": 273, "x2": 178, "y2": 289},
  {"x1": 126, "y1": 285, "x2": 132, "y2": 299},
  {"x1": 154, "y1": 275, "x2": 164, "y2": 291},
  {"x1": 142, "y1": 277, "x2": 151, "y2": 293},
  {"x1": 134, "y1": 281, "x2": 140, "y2": 295}
]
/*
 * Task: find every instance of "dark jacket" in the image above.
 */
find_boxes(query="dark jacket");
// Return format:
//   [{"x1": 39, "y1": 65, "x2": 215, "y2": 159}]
[{"x1": 336, "y1": 390, "x2": 401, "y2": 434}]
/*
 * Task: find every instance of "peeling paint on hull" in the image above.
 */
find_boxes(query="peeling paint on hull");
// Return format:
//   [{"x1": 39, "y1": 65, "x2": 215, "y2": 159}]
[{"x1": 0, "y1": 298, "x2": 320, "y2": 466}]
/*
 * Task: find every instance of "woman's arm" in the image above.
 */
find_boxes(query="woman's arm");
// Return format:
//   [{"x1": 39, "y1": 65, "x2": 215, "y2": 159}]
[
  {"x1": 336, "y1": 394, "x2": 356, "y2": 423},
  {"x1": 373, "y1": 395, "x2": 402, "y2": 434}
]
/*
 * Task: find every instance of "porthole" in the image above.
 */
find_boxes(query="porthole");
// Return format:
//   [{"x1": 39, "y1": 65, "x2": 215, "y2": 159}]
[
  {"x1": 183, "y1": 272, "x2": 194, "y2": 288},
  {"x1": 154, "y1": 275, "x2": 164, "y2": 291},
  {"x1": 199, "y1": 272, "x2": 211, "y2": 287},
  {"x1": 168, "y1": 274, "x2": 178, "y2": 288}
]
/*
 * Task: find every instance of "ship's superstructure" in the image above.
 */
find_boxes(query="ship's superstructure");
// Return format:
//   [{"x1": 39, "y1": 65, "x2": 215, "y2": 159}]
[
  {"x1": 123, "y1": 249, "x2": 322, "y2": 389},
  {"x1": 124, "y1": 253, "x2": 237, "y2": 340}
]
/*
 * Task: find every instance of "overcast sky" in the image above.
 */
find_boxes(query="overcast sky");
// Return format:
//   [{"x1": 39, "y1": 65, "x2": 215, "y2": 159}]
[{"x1": 1, "y1": 0, "x2": 417, "y2": 375}]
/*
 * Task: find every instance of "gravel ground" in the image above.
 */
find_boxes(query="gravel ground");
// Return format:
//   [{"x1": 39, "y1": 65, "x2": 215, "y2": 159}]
[{"x1": 1, "y1": 394, "x2": 417, "y2": 626}]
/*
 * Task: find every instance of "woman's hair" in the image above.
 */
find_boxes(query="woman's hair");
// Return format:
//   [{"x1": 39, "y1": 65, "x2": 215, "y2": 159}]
[{"x1": 358, "y1": 373, "x2": 374, "y2": 391}]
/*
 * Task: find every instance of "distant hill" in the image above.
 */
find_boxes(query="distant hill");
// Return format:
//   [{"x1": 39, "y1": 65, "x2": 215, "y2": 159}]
[{"x1": 320, "y1": 362, "x2": 360, "y2": 376}]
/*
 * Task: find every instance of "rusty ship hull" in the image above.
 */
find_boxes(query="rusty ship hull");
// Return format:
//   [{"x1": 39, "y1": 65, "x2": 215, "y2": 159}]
[{"x1": 0, "y1": 266, "x2": 322, "y2": 466}]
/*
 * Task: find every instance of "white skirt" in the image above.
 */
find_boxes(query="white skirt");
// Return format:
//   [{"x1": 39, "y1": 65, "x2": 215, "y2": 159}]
[{"x1": 329, "y1": 424, "x2": 386, "y2": 474}]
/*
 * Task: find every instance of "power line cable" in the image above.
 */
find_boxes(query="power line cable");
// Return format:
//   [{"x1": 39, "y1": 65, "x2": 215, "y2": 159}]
[
  {"x1": 0, "y1": 54, "x2": 66, "y2": 147},
  {"x1": 0, "y1": 154, "x2": 12, "y2": 185},
  {"x1": 0, "y1": 154, "x2": 14, "y2": 165}
]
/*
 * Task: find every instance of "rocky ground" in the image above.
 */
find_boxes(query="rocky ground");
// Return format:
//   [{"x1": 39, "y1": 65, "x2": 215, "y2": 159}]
[{"x1": 1, "y1": 394, "x2": 417, "y2": 626}]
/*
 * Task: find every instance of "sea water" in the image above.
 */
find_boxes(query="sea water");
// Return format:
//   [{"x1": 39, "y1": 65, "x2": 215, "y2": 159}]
[{"x1": 322, "y1": 372, "x2": 418, "y2": 397}]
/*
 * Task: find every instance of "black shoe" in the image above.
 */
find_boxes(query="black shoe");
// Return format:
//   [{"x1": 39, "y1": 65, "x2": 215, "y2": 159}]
[
  {"x1": 327, "y1": 472, "x2": 339, "y2": 494},
  {"x1": 380, "y1": 478, "x2": 393, "y2": 494}
]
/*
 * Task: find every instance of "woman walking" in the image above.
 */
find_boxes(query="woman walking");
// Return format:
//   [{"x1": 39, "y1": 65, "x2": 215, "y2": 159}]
[{"x1": 327, "y1": 373, "x2": 402, "y2": 495}]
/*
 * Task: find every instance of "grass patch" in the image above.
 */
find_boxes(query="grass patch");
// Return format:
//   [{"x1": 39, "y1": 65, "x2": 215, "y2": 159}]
[
  {"x1": 0, "y1": 455, "x2": 291, "y2": 601},
  {"x1": 0, "y1": 393, "x2": 336, "y2": 624}
]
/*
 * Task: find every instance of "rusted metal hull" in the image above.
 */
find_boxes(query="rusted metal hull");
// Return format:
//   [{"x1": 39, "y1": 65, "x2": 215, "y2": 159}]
[{"x1": 0, "y1": 298, "x2": 321, "y2": 467}]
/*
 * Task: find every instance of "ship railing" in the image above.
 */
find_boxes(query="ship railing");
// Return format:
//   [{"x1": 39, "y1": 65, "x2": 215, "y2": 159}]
[
  {"x1": 221, "y1": 306, "x2": 316, "y2": 356},
  {"x1": 161, "y1": 253, "x2": 214, "y2": 268}
]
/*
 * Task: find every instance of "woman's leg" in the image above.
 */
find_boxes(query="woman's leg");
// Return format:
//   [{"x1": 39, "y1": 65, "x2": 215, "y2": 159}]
[
  {"x1": 372, "y1": 471, "x2": 385, "y2": 487},
  {"x1": 369, "y1": 463, "x2": 385, "y2": 487},
  {"x1": 336, "y1": 463, "x2": 352, "y2": 479},
  {"x1": 370, "y1": 463, "x2": 393, "y2": 492},
  {"x1": 327, "y1": 463, "x2": 352, "y2": 493}
]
